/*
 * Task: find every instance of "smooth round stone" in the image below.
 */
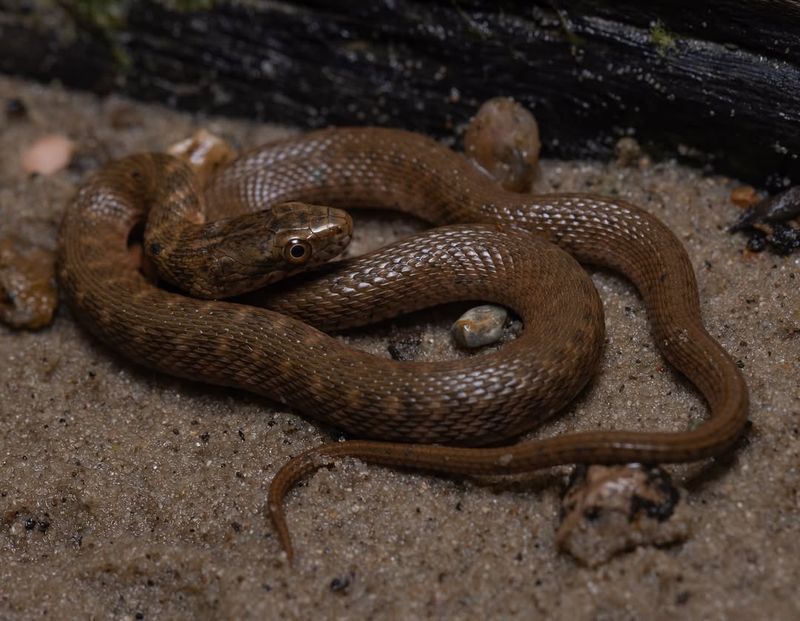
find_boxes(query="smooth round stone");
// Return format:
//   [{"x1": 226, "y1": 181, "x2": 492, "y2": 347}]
[
  {"x1": 451, "y1": 304, "x2": 508, "y2": 348},
  {"x1": 464, "y1": 97, "x2": 540, "y2": 192}
]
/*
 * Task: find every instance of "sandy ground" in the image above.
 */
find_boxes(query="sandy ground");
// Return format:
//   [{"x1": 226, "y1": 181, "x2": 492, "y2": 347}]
[{"x1": 0, "y1": 75, "x2": 798, "y2": 620}]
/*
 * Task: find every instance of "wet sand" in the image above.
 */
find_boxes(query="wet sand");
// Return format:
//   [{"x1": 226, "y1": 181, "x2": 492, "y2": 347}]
[{"x1": 1, "y1": 75, "x2": 798, "y2": 620}]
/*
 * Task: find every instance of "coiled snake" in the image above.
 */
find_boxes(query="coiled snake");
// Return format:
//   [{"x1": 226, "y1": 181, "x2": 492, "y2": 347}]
[{"x1": 57, "y1": 126, "x2": 749, "y2": 559}]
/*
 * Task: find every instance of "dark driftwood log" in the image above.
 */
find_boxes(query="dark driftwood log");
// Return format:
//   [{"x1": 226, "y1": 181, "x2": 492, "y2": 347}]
[{"x1": 1, "y1": 1, "x2": 799, "y2": 186}]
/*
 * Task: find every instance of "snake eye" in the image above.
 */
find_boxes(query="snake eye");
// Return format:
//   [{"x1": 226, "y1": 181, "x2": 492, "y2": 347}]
[{"x1": 284, "y1": 239, "x2": 312, "y2": 264}]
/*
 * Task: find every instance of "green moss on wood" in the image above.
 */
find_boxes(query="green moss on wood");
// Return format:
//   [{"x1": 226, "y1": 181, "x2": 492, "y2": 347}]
[{"x1": 650, "y1": 20, "x2": 677, "y2": 55}]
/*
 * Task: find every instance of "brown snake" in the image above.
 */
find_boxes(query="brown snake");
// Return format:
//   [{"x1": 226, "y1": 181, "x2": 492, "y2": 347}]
[{"x1": 57, "y1": 126, "x2": 749, "y2": 560}]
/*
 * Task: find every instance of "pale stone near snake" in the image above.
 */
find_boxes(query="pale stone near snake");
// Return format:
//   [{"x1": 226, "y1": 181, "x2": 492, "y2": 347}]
[{"x1": 451, "y1": 304, "x2": 509, "y2": 348}]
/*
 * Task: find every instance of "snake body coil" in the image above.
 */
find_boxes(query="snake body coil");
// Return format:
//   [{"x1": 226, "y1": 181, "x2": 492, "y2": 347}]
[{"x1": 58, "y1": 127, "x2": 749, "y2": 557}]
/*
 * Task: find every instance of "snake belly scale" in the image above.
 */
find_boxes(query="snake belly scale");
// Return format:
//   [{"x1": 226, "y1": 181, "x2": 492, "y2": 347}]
[{"x1": 58, "y1": 127, "x2": 749, "y2": 557}]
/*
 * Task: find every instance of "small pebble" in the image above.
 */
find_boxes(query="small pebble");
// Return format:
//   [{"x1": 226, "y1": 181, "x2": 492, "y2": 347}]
[
  {"x1": 167, "y1": 129, "x2": 237, "y2": 188},
  {"x1": 730, "y1": 185, "x2": 800, "y2": 254},
  {"x1": 0, "y1": 237, "x2": 58, "y2": 329},
  {"x1": 21, "y1": 134, "x2": 75, "y2": 175},
  {"x1": 451, "y1": 304, "x2": 508, "y2": 348},
  {"x1": 746, "y1": 233, "x2": 767, "y2": 253},
  {"x1": 464, "y1": 97, "x2": 540, "y2": 192},
  {"x1": 330, "y1": 572, "x2": 354, "y2": 594},
  {"x1": 770, "y1": 223, "x2": 800, "y2": 254},
  {"x1": 730, "y1": 185, "x2": 761, "y2": 209},
  {"x1": 614, "y1": 136, "x2": 643, "y2": 168},
  {"x1": 556, "y1": 464, "x2": 689, "y2": 567}
]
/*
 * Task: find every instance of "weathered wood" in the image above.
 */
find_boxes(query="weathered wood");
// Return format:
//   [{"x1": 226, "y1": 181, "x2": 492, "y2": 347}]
[{"x1": 1, "y1": 0, "x2": 799, "y2": 186}]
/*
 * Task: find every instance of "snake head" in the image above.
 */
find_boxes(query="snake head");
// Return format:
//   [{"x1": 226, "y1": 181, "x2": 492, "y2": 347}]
[{"x1": 183, "y1": 201, "x2": 353, "y2": 298}]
